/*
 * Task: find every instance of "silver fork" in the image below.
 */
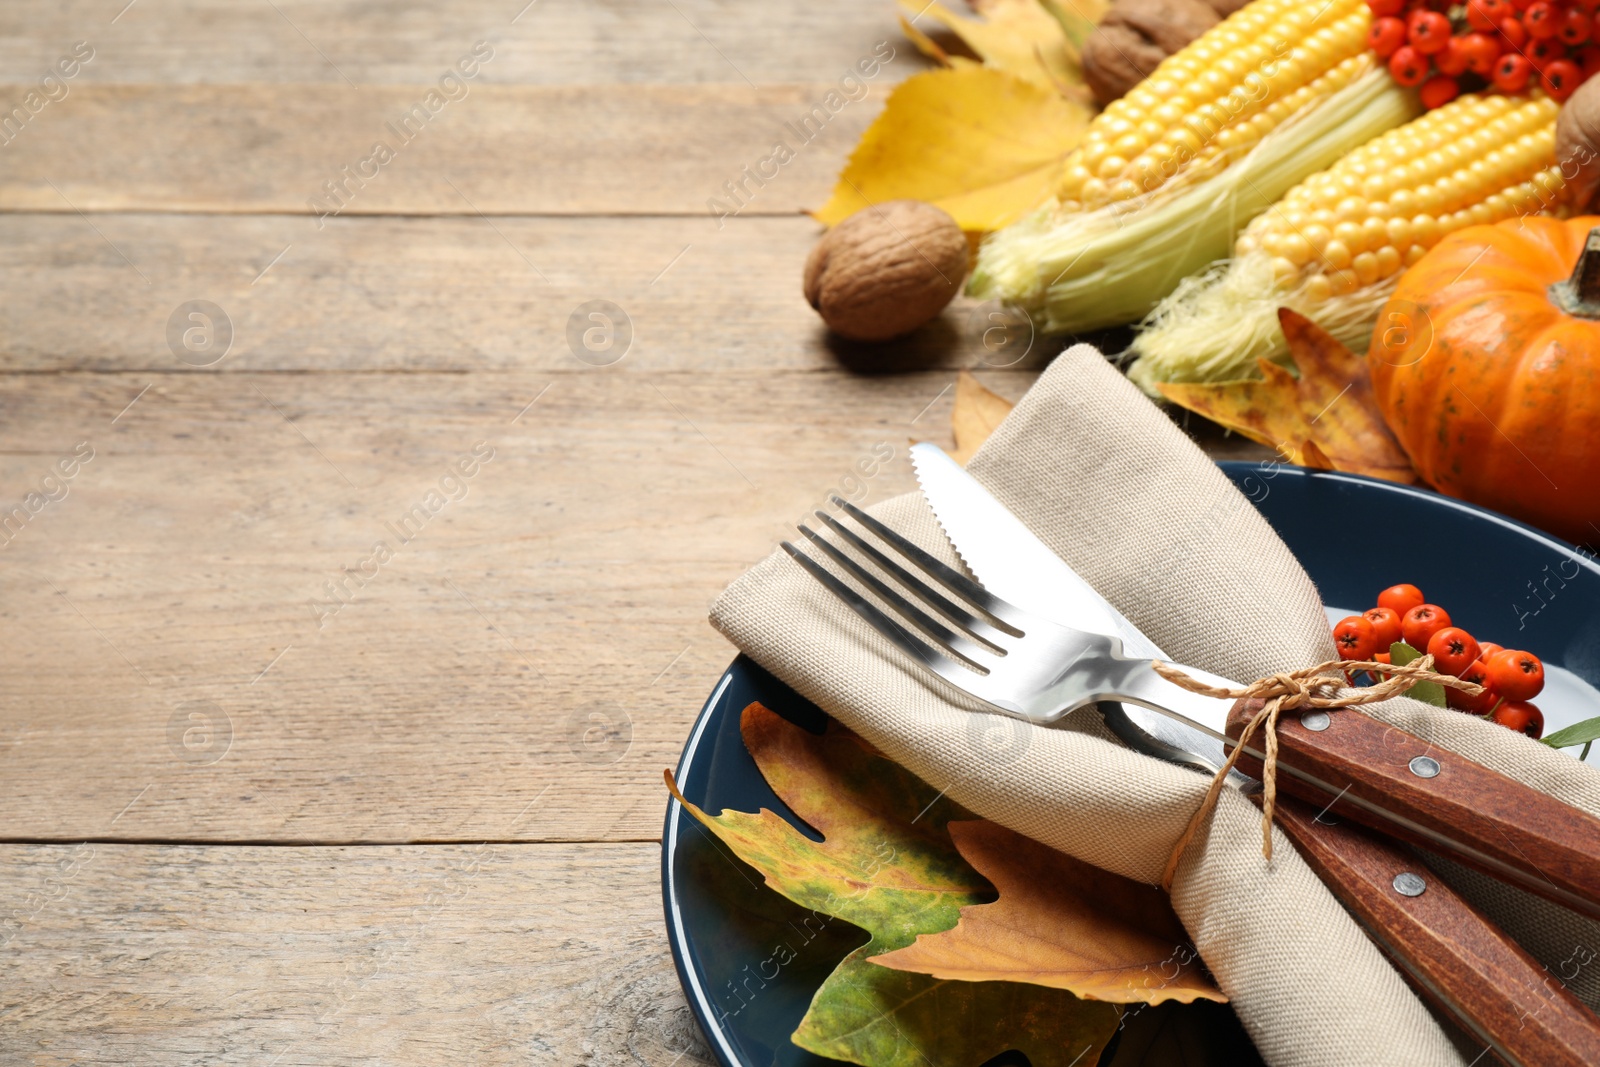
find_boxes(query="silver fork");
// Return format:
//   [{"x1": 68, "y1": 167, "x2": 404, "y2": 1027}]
[{"x1": 781, "y1": 497, "x2": 1245, "y2": 752}]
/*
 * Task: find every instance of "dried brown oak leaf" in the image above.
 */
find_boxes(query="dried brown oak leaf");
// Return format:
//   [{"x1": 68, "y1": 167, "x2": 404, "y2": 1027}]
[
  {"x1": 1082, "y1": 0, "x2": 1219, "y2": 106},
  {"x1": 950, "y1": 369, "x2": 1015, "y2": 465},
  {"x1": 871, "y1": 820, "x2": 1227, "y2": 1005},
  {"x1": 1158, "y1": 308, "x2": 1418, "y2": 483},
  {"x1": 804, "y1": 199, "x2": 968, "y2": 342}
]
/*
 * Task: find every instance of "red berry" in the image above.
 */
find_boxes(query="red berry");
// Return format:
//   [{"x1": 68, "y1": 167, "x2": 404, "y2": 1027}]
[
  {"x1": 1448, "y1": 659, "x2": 1500, "y2": 714},
  {"x1": 1485, "y1": 649, "x2": 1546, "y2": 701},
  {"x1": 1579, "y1": 43, "x2": 1600, "y2": 77},
  {"x1": 1389, "y1": 45, "x2": 1431, "y2": 86},
  {"x1": 1362, "y1": 606, "x2": 1404, "y2": 650},
  {"x1": 1459, "y1": 32, "x2": 1503, "y2": 74},
  {"x1": 1368, "y1": 0, "x2": 1406, "y2": 15},
  {"x1": 1526, "y1": 1, "x2": 1561, "y2": 37},
  {"x1": 1333, "y1": 615, "x2": 1379, "y2": 660},
  {"x1": 1494, "y1": 52, "x2": 1535, "y2": 89},
  {"x1": 1420, "y1": 74, "x2": 1461, "y2": 108},
  {"x1": 1510, "y1": 0, "x2": 1536, "y2": 11},
  {"x1": 1427, "y1": 627, "x2": 1482, "y2": 676},
  {"x1": 1377, "y1": 584, "x2": 1425, "y2": 615},
  {"x1": 1543, "y1": 58, "x2": 1584, "y2": 98},
  {"x1": 1375, "y1": 651, "x2": 1392, "y2": 664},
  {"x1": 1408, "y1": 9, "x2": 1454, "y2": 51},
  {"x1": 1492, "y1": 700, "x2": 1544, "y2": 739},
  {"x1": 1530, "y1": 37, "x2": 1562, "y2": 69},
  {"x1": 1478, "y1": 641, "x2": 1505, "y2": 660},
  {"x1": 1561, "y1": 7, "x2": 1592, "y2": 43},
  {"x1": 1500, "y1": 16, "x2": 1529, "y2": 48},
  {"x1": 1468, "y1": 0, "x2": 1501, "y2": 28},
  {"x1": 1370, "y1": 16, "x2": 1410, "y2": 56},
  {"x1": 1401, "y1": 604, "x2": 1452, "y2": 650},
  {"x1": 1435, "y1": 38, "x2": 1472, "y2": 76}
]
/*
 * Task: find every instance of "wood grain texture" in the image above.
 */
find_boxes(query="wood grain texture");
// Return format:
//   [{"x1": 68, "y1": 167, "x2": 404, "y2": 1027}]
[
  {"x1": 1273, "y1": 795, "x2": 1600, "y2": 1067},
  {"x1": 0, "y1": 368, "x2": 983, "y2": 842},
  {"x1": 0, "y1": 83, "x2": 897, "y2": 214},
  {"x1": 0, "y1": 366, "x2": 1263, "y2": 844},
  {"x1": 1230, "y1": 699, "x2": 1600, "y2": 922},
  {"x1": 0, "y1": 214, "x2": 1042, "y2": 374},
  {"x1": 0, "y1": 841, "x2": 715, "y2": 1065},
  {"x1": 0, "y1": 0, "x2": 915, "y2": 85}
]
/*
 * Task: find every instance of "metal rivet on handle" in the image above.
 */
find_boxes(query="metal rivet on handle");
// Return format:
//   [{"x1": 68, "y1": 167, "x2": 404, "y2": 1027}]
[
  {"x1": 1393, "y1": 871, "x2": 1427, "y2": 897},
  {"x1": 1409, "y1": 755, "x2": 1441, "y2": 779},
  {"x1": 1300, "y1": 711, "x2": 1331, "y2": 732}
]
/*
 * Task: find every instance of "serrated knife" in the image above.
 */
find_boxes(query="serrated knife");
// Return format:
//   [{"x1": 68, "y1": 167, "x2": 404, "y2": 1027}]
[{"x1": 909, "y1": 441, "x2": 1600, "y2": 1066}]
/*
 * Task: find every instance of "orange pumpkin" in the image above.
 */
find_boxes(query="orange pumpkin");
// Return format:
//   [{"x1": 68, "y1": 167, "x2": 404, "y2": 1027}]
[{"x1": 1369, "y1": 215, "x2": 1600, "y2": 544}]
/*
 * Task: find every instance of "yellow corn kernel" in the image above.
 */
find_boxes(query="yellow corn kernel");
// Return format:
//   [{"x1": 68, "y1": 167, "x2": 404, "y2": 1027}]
[
  {"x1": 1061, "y1": 0, "x2": 1376, "y2": 207},
  {"x1": 1235, "y1": 92, "x2": 1563, "y2": 290}
]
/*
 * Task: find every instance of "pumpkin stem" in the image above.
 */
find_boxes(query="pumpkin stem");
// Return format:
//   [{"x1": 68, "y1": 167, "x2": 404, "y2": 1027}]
[{"x1": 1550, "y1": 227, "x2": 1600, "y2": 319}]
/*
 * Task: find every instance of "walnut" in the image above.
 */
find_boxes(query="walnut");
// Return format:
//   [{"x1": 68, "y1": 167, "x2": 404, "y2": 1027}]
[
  {"x1": 803, "y1": 200, "x2": 968, "y2": 342},
  {"x1": 1557, "y1": 76, "x2": 1600, "y2": 214},
  {"x1": 1082, "y1": 0, "x2": 1220, "y2": 107}
]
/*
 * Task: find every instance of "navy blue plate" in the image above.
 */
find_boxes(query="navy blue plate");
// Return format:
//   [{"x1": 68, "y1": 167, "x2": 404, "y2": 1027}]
[{"x1": 663, "y1": 463, "x2": 1600, "y2": 1066}]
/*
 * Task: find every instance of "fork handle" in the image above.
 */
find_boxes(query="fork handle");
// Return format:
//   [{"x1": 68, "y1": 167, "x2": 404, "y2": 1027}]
[
  {"x1": 1270, "y1": 794, "x2": 1600, "y2": 1067},
  {"x1": 1227, "y1": 698, "x2": 1600, "y2": 922}
]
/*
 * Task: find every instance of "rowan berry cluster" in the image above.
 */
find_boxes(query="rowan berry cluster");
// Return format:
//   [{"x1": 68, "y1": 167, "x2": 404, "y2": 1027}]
[
  {"x1": 1367, "y1": 0, "x2": 1597, "y2": 107},
  {"x1": 1333, "y1": 583, "x2": 1547, "y2": 737}
]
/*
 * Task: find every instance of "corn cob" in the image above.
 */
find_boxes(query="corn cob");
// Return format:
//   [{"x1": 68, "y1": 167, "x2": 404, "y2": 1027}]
[
  {"x1": 1127, "y1": 92, "x2": 1567, "y2": 390},
  {"x1": 969, "y1": 0, "x2": 1421, "y2": 333}
]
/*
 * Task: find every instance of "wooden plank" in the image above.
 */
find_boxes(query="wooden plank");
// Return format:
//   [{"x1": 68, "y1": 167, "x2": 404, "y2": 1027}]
[
  {"x1": 0, "y1": 0, "x2": 915, "y2": 85},
  {"x1": 0, "y1": 841, "x2": 713, "y2": 1064},
  {"x1": 0, "y1": 367, "x2": 975, "y2": 842},
  {"x1": 0, "y1": 82, "x2": 901, "y2": 214},
  {"x1": 0, "y1": 364, "x2": 1270, "y2": 844},
  {"x1": 0, "y1": 214, "x2": 1039, "y2": 374}
]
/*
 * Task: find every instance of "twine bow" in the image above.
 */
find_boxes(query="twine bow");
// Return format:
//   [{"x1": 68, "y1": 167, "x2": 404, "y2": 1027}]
[{"x1": 1152, "y1": 655, "x2": 1484, "y2": 892}]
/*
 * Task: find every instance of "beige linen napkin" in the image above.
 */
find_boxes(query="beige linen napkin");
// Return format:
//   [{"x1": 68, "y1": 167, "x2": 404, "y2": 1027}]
[{"x1": 710, "y1": 344, "x2": 1600, "y2": 1066}]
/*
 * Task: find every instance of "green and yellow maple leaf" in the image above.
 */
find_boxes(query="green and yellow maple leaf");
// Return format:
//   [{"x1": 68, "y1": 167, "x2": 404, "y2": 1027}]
[{"x1": 666, "y1": 703, "x2": 1120, "y2": 1067}]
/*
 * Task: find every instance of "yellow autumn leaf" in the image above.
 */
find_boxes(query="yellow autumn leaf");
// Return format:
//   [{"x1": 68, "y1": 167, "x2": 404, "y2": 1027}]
[
  {"x1": 813, "y1": 66, "x2": 1091, "y2": 233},
  {"x1": 950, "y1": 369, "x2": 1016, "y2": 465},
  {"x1": 896, "y1": 0, "x2": 1092, "y2": 95}
]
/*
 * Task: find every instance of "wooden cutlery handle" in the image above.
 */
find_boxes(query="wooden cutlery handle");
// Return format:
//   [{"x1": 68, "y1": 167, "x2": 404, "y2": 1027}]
[
  {"x1": 1271, "y1": 794, "x2": 1600, "y2": 1067},
  {"x1": 1227, "y1": 698, "x2": 1600, "y2": 922}
]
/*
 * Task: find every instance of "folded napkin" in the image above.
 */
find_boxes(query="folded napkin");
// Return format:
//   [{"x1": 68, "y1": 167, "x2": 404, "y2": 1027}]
[{"x1": 712, "y1": 345, "x2": 1600, "y2": 1065}]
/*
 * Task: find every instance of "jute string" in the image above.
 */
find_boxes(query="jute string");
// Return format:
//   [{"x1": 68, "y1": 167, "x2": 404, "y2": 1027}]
[{"x1": 1151, "y1": 655, "x2": 1485, "y2": 892}]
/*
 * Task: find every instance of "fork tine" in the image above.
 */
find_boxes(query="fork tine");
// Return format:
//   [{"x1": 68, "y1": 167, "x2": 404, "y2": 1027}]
[
  {"x1": 811, "y1": 510, "x2": 1014, "y2": 646},
  {"x1": 830, "y1": 497, "x2": 1025, "y2": 630},
  {"x1": 797, "y1": 526, "x2": 997, "y2": 670},
  {"x1": 780, "y1": 541, "x2": 976, "y2": 679}
]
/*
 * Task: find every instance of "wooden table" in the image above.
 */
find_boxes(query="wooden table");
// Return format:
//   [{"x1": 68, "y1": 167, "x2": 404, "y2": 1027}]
[{"x1": 0, "y1": 4, "x2": 1267, "y2": 1061}]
